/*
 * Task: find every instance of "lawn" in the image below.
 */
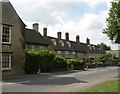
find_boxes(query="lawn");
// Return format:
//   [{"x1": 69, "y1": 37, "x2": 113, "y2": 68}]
[{"x1": 84, "y1": 80, "x2": 119, "y2": 92}]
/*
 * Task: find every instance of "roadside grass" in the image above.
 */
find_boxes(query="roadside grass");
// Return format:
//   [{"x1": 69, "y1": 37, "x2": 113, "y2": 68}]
[{"x1": 83, "y1": 80, "x2": 119, "y2": 92}]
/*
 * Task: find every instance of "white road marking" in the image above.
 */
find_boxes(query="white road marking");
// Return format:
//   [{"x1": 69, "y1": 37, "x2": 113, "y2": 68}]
[
  {"x1": 1, "y1": 81, "x2": 30, "y2": 86},
  {"x1": 54, "y1": 74, "x2": 74, "y2": 78}
]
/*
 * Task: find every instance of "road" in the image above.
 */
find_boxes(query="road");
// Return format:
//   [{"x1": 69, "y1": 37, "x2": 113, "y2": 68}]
[{"x1": 1, "y1": 66, "x2": 118, "y2": 92}]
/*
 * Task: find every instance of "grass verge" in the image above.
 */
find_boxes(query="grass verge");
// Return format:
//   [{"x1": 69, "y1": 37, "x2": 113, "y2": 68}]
[{"x1": 83, "y1": 80, "x2": 119, "y2": 92}]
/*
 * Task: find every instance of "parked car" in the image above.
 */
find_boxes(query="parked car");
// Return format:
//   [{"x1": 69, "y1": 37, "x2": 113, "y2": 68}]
[{"x1": 117, "y1": 62, "x2": 120, "y2": 66}]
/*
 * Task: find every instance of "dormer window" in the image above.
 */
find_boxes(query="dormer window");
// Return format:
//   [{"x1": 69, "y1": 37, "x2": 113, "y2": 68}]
[
  {"x1": 59, "y1": 40, "x2": 64, "y2": 47},
  {"x1": 92, "y1": 46, "x2": 95, "y2": 50},
  {"x1": 67, "y1": 42, "x2": 71, "y2": 47},
  {"x1": 2, "y1": 25, "x2": 11, "y2": 44},
  {"x1": 51, "y1": 39, "x2": 57, "y2": 46},
  {"x1": 88, "y1": 45, "x2": 92, "y2": 50}
]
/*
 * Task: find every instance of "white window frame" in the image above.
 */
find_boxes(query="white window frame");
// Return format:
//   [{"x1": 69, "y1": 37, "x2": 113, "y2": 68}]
[
  {"x1": 31, "y1": 45, "x2": 35, "y2": 51},
  {"x1": 59, "y1": 40, "x2": 64, "y2": 47},
  {"x1": 1, "y1": 53, "x2": 11, "y2": 70},
  {"x1": 1, "y1": 25, "x2": 11, "y2": 44},
  {"x1": 67, "y1": 42, "x2": 71, "y2": 47},
  {"x1": 72, "y1": 51, "x2": 76, "y2": 55},
  {"x1": 57, "y1": 50, "x2": 61, "y2": 54},
  {"x1": 52, "y1": 39, "x2": 57, "y2": 46},
  {"x1": 65, "y1": 51, "x2": 69, "y2": 55}
]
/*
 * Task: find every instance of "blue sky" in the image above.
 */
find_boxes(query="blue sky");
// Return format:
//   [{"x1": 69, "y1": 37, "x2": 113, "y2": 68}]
[{"x1": 9, "y1": 0, "x2": 119, "y2": 50}]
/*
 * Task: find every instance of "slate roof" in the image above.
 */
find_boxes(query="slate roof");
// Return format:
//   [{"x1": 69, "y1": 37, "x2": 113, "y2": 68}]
[
  {"x1": 25, "y1": 29, "x2": 48, "y2": 45},
  {"x1": 47, "y1": 36, "x2": 105, "y2": 54},
  {"x1": 25, "y1": 28, "x2": 105, "y2": 54}
]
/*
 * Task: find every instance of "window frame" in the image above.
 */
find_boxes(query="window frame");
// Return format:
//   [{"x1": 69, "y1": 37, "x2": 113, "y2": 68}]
[
  {"x1": 57, "y1": 50, "x2": 61, "y2": 54},
  {"x1": 1, "y1": 53, "x2": 11, "y2": 70},
  {"x1": 67, "y1": 42, "x2": 71, "y2": 47},
  {"x1": 1, "y1": 25, "x2": 11, "y2": 44},
  {"x1": 59, "y1": 40, "x2": 64, "y2": 47},
  {"x1": 51, "y1": 39, "x2": 57, "y2": 46},
  {"x1": 65, "y1": 51, "x2": 69, "y2": 55}
]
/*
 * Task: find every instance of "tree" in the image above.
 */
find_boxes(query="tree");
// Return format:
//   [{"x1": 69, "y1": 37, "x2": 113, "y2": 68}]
[
  {"x1": 103, "y1": 0, "x2": 120, "y2": 43},
  {"x1": 97, "y1": 43, "x2": 111, "y2": 50}
]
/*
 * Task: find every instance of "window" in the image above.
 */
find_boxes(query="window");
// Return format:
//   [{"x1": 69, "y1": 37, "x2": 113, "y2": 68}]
[
  {"x1": 59, "y1": 40, "x2": 64, "y2": 47},
  {"x1": 2, "y1": 25, "x2": 11, "y2": 44},
  {"x1": 65, "y1": 51, "x2": 69, "y2": 55},
  {"x1": 72, "y1": 52, "x2": 76, "y2": 55},
  {"x1": 67, "y1": 42, "x2": 71, "y2": 47},
  {"x1": 2, "y1": 53, "x2": 11, "y2": 70},
  {"x1": 92, "y1": 46, "x2": 95, "y2": 50},
  {"x1": 52, "y1": 39, "x2": 57, "y2": 45},
  {"x1": 88, "y1": 45, "x2": 92, "y2": 50},
  {"x1": 57, "y1": 51, "x2": 61, "y2": 54},
  {"x1": 31, "y1": 45, "x2": 35, "y2": 50}
]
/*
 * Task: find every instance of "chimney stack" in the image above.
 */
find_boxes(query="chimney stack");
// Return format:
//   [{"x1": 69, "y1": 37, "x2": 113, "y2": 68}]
[
  {"x1": 65, "y1": 32, "x2": 69, "y2": 40},
  {"x1": 57, "y1": 31, "x2": 62, "y2": 39},
  {"x1": 76, "y1": 35, "x2": 80, "y2": 42},
  {"x1": 86, "y1": 38, "x2": 90, "y2": 44},
  {"x1": 43, "y1": 27, "x2": 47, "y2": 37},
  {"x1": 33, "y1": 23, "x2": 39, "y2": 31}
]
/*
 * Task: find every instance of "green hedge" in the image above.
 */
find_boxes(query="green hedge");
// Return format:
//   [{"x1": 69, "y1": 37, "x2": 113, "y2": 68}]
[
  {"x1": 54, "y1": 55, "x2": 67, "y2": 71},
  {"x1": 25, "y1": 50, "x2": 69, "y2": 73},
  {"x1": 67, "y1": 59, "x2": 85, "y2": 70},
  {"x1": 24, "y1": 50, "x2": 56, "y2": 73},
  {"x1": 112, "y1": 59, "x2": 120, "y2": 65},
  {"x1": 24, "y1": 51, "x2": 40, "y2": 74}
]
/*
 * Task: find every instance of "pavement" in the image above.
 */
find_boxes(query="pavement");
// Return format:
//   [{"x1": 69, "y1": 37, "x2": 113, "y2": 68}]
[{"x1": 2, "y1": 70, "x2": 80, "y2": 80}]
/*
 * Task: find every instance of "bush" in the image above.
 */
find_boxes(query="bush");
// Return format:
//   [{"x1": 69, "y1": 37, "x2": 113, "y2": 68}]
[
  {"x1": 24, "y1": 50, "x2": 56, "y2": 73},
  {"x1": 112, "y1": 59, "x2": 120, "y2": 65},
  {"x1": 24, "y1": 51, "x2": 40, "y2": 74},
  {"x1": 67, "y1": 59, "x2": 85, "y2": 70},
  {"x1": 99, "y1": 54, "x2": 113, "y2": 63},
  {"x1": 39, "y1": 50, "x2": 56, "y2": 72},
  {"x1": 54, "y1": 55, "x2": 67, "y2": 71}
]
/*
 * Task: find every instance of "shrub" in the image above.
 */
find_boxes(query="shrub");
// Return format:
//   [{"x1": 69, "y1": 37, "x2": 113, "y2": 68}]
[
  {"x1": 24, "y1": 51, "x2": 40, "y2": 74},
  {"x1": 67, "y1": 59, "x2": 85, "y2": 70},
  {"x1": 24, "y1": 50, "x2": 56, "y2": 73},
  {"x1": 39, "y1": 50, "x2": 56, "y2": 72},
  {"x1": 54, "y1": 55, "x2": 67, "y2": 71},
  {"x1": 99, "y1": 53, "x2": 113, "y2": 63},
  {"x1": 112, "y1": 59, "x2": 120, "y2": 65}
]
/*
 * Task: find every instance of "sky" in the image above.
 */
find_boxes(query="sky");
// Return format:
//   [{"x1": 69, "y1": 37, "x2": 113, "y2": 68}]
[{"x1": 9, "y1": 0, "x2": 119, "y2": 50}]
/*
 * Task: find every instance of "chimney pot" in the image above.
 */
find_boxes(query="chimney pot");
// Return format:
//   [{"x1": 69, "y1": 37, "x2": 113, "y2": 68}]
[
  {"x1": 43, "y1": 27, "x2": 47, "y2": 37},
  {"x1": 76, "y1": 35, "x2": 80, "y2": 42},
  {"x1": 86, "y1": 38, "x2": 90, "y2": 44},
  {"x1": 33, "y1": 23, "x2": 39, "y2": 31},
  {"x1": 57, "y1": 31, "x2": 62, "y2": 39},
  {"x1": 65, "y1": 32, "x2": 69, "y2": 40}
]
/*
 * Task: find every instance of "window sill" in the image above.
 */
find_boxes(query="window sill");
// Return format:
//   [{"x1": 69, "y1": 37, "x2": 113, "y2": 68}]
[
  {"x1": 2, "y1": 42, "x2": 11, "y2": 45},
  {"x1": 1, "y1": 68, "x2": 11, "y2": 71}
]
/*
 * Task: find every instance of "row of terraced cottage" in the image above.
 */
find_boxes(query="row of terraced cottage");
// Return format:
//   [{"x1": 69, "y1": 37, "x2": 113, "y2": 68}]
[{"x1": 1, "y1": 1, "x2": 105, "y2": 76}]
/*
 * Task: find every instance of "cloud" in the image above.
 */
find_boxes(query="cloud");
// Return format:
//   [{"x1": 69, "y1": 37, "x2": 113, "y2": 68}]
[{"x1": 9, "y1": 0, "x2": 117, "y2": 50}]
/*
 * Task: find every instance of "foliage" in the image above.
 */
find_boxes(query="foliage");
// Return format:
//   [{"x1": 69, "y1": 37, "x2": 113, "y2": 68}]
[
  {"x1": 112, "y1": 59, "x2": 120, "y2": 65},
  {"x1": 25, "y1": 50, "x2": 70, "y2": 73},
  {"x1": 103, "y1": 0, "x2": 120, "y2": 43},
  {"x1": 54, "y1": 55, "x2": 67, "y2": 71},
  {"x1": 24, "y1": 51, "x2": 40, "y2": 74},
  {"x1": 24, "y1": 50, "x2": 56, "y2": 73},
  {"x1": 97, "y1": 43, "x2": 111, "y2": 50},
  {"x1": 67, "y1": 59, "x2": 85, "y2": 69},
  {"x1": 99, "y1": 53, "x2": 113, "y2": 63}
]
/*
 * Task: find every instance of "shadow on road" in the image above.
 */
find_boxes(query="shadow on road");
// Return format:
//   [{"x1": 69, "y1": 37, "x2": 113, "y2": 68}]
[{"x1": 3, "y1": 76, "x2": 89, "y2": 85}]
